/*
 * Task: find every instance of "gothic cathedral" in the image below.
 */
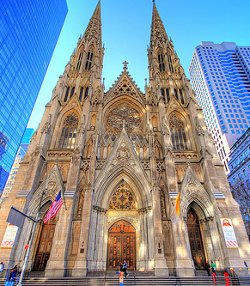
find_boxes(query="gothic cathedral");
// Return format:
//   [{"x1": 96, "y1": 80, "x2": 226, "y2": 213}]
[{"x1": 0, "y1": 1, "x2": 249, "y2": 278}]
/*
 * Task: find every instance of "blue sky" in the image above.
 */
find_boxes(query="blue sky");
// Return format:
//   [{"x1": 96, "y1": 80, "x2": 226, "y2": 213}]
[{"x1": 28, "y1": 0, "x2": 250, "y2": 129}]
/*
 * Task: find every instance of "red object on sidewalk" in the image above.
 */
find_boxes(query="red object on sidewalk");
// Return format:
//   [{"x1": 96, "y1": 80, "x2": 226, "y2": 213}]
[{"x1": 212, "y1": 272, "x2": 217, "y2": 285}]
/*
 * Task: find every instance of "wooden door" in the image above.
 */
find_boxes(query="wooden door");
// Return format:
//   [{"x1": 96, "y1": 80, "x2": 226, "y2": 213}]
[
  {"x1": 107, "y1": 220, "x2": 136, "y2": 270},
  {"x1": 187, "y1": 208, "x2": 206, "y2": 270},
  {"x1": 33, "y1": 222, "x2": 55, "y2": 271}
]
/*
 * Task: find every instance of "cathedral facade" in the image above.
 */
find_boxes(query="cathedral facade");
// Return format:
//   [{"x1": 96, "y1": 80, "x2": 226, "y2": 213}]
[{"x1": 0, "y1": 2, "x2": 249, "y2": 278}]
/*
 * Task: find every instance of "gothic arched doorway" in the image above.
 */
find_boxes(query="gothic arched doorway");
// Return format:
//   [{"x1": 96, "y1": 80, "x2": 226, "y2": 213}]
[
  {"x1": 107, "y1": 220, "x2": 136, "y2": 270},
  {"x1": 33, "y1": 219, "x2": 56, "y2": 271},
  {"x1": 187, "y1": 208, "x2": 206, "y2": 270}
]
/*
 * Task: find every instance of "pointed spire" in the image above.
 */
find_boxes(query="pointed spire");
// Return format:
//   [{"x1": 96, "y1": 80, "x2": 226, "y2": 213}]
[
  {"x1": 150, "y1": 1, "x2": 169, "y2": 47},
  {"x1": 82, "y1": 1, "x2": 102, "y2": 48}
]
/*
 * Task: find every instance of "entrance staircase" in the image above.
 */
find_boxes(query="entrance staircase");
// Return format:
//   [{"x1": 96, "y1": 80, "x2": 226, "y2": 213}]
[{"x1": 1, "y1": 275, "x2": 250, "y2": 286}]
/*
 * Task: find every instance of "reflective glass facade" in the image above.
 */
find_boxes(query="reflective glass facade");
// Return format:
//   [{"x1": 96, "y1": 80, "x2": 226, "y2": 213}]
[
  {"x1": 2, "y1": 128, "x2": 34, "y2": 198},
  {"x1": 0, "y1": 0, "x2": 68, "y2": 193},
  {"x1": 189, "y1": 42, "x2": 250, "y2": 173}
]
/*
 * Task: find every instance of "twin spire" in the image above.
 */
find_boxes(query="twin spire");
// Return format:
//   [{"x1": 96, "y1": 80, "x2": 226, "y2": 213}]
[{"x1": 83, "y1": 0, "x2": 169, "y2": 50}]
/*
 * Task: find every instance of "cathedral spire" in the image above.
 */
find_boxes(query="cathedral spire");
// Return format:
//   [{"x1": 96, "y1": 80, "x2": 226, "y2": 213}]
[
  {"x1": 82, "y1": 0, "x2": 102, "y2": 49},
  {"x1": 150, "y1": 1, "x2": 169, "y2": 48}
]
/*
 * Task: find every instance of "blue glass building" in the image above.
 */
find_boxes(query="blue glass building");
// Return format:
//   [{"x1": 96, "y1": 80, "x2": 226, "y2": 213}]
[
  {"x1": 0, "y1": 0, "x2": 68, "y2": 193},
  {"x1": 2, "y1": 128, "x2": 34, "y2": 198},
  {"x1": 189, "y1": 42, "x2": 250, "y2": 172}
]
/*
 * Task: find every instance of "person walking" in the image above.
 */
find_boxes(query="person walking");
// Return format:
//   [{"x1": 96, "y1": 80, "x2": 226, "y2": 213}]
[
  {"x1": 123, "y1": 260, "x2": 128, "y2": 278},
  {"x1": 0, "y1": 262, "x2": 4, "y2": 279},
  {"x1": 118, "y1": 270, "x2": 124, "y2": 286},
  {"x1": 230, "y1": 268, "x2": 240, "y2": 285},
  {"x1": 212, "y1": 270, "x2": 217, "y2": 285},
  {"x1": 211, "y1": 261, "x2": 216, "y2": 273},
  {"x1": 224, "y1": 269, "x2": 230, "y2": 286},
  {"x1": 205, "y1": 260, "x2": 211, "y2": 276}
]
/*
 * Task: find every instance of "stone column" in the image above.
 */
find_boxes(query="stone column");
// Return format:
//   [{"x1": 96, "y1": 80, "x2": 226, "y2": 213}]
[
  {"x1": 152, "y1": 187, "x2": 169, "y2": 276},
  {"x1": 96, "y1": 210, "x2": 106, "y2": 270},
  {"x1": 72, "y1": 186, "x2": 93, "y2": 276},
  {"x1": 172, "y1": 215, "x2": 195, "y2": 277}
]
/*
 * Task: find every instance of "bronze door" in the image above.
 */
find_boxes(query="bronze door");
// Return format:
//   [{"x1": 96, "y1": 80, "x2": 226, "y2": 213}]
[
  {"x1": 33, "y1": 222, "x2": 55, "y2": 271},
  {"x1": 107, "y1": 220, "x2": 136, "y2": 270},
  {"x1": 187, "y1": 208, "x2": 206, "y2": 270}
]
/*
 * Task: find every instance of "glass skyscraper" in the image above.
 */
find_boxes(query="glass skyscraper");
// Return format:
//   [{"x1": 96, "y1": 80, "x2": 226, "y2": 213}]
[
  {"x1": 189, "y1": 42, "x2": 250, "y2": 172},
  {"x1": 0, "y1": 0, "x2": 68, "y2": 193},
  {"x1": 2, "y1": 128, "x2": 34, "y2": 199}
]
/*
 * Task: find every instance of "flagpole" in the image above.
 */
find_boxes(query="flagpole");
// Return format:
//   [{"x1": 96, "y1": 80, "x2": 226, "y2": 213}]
[{"x1": 17, "y1": 187, "x2": 46, "y2": 286}]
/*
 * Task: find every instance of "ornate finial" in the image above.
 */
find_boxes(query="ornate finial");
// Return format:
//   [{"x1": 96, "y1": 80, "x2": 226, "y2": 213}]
[{"x1": 123, "y1": 61, "x2": 128, "y2": 71}]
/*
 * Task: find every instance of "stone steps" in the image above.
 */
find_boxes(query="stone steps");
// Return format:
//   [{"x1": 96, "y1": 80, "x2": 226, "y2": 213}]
[{"x1": 1, "y1": 276, "x2": 250, "y2": 286}]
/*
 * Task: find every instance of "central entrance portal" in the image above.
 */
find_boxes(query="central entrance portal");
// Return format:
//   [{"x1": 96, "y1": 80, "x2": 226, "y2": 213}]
[{"x1": 107, "y1": 220, "x2": 136, "y2": 270}]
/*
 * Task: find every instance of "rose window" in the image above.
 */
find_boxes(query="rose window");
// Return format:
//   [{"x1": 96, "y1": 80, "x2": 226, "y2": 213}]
[{"x1": 106, "y1": 104, "x2": 142, "y2": 134}]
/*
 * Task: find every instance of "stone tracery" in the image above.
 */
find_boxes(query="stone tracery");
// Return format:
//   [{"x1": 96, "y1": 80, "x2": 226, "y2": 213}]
[
  {"x1": 106, "y1": 103, "x2": 142, "y2": 134},
  {"x1": 109, "y1": 182, "x2": 136, "y2": 210}
]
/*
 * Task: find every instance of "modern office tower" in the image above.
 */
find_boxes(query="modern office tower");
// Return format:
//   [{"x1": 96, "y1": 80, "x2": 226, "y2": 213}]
[
  {"x1": 0, "y1": 0, "x2": 68, "y2": 194},
  {"x1": 228, "y1": 127, "x2": 250, "y2": 239},
  {"x1": 189, "y1": 42, "x2": 250, "y2": 172},
  {"x1": 0, "y1": 2, "x2": 249, "y2": 278},
  {"x1": 1, "y1": 128, "x2": 34, "y2": 199}
]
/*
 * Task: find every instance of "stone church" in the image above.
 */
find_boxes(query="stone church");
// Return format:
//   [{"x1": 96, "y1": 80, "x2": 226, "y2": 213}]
[{"x1": 0, "y1": 1, "x2": 249, "y2": 278}]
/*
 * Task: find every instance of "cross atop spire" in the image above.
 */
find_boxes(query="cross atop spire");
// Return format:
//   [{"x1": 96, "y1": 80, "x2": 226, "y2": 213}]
[{"x1": 123, "y1": 61, "x2": 128, "y2": 71}]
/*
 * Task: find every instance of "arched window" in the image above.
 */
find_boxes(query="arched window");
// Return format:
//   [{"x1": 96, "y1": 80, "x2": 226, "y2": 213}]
[
  {"x1": 158, "y1": 53, "x2": 165, "y2": 72},
  {"x1": 174, "y1": 89, "x2": 178, "y2": 100},
  {"x1": 70, "y1": 86, "x2": 75, "y2": 98},
  {"x1": 179, "y1": 89, "x2": 185, "y2": 104},
  {"x1": 76, "y1": 52, "x2": 83, "y2": 70},
  {"x1": 64, "y1": 86, "x2": 70, "y2": 102},
  {"x1": 59, "y1": 113, "x2": 79, "y2": 149},
  {"x1": 79, "y1": 87, "x2": 84, "y2": 101},
  {"x1": 85, "y1": 51, "x2": 93, "y2": 70},
  {"x1": 84, "y1": 86, "x2": 89, "y2": 99},
  {"x1": 168, "y1": 54, "x2": 173, "y2": 72},
  {"x1": 169, "y1": 114, "x2": 188, "y2": 150}
]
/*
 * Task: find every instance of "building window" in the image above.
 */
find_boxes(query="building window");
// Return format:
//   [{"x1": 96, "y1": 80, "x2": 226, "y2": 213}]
[
  {"x1": 79, "y1": 87, "x2": 84, "y2": 101},
  {"x1": 179, "y1": 89, "x2": 185, "y2": 104},
  {"x1": 76, "y1": 52, "x2": 83, "y2": 70},
  {"x1": 84, "y1": 86, "x2": 89, "y2": 99},
  {"x1": 85, "y1": 51, "x2": 93, "y2": 70},
  {"x1": 70, "y1": 86, "x2": 75, "y2": 98},
  {"x1": 169, "y1": 114, "x2": 188, "y2": 150},
  {"x1": 64, "y1": 86, "x2": 70, "y2": 102},
  {"x1": 158, "y1": 53, "x2": 165, "y2": 72},
  {"x1": 59, "y1": 113, "x2": 79, "y2": 149},
  {"x1": 168, "y1": 54, "x2": 173, "y2": 72},
  {"x1": 174, "y1": 89, "x2": 178, "y2": 100}
]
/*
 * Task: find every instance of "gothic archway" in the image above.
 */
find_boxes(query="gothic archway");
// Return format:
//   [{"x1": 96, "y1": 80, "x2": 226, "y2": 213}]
[
  {"x1": 187, "y1": 208, "x2": 206, "y2": 270},
  {"x1": 107, "y1": 220, "x2": 136, "y2": 270}
]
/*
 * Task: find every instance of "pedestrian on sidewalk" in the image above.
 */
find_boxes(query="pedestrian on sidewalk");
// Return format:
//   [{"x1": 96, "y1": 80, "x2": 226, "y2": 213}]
[
  {"x1": 0, "y1": 262, "x2": 4, "y2": 277},
  {"x1": 224, "y1": 269, "x2": 230, "y2": 286},
  {"x1": 211, "y1": 261, "x2": 216, "y2": 273},
  {"x1": 123, "y1": 260, "x2": 129, "y2": 277},
  {"x1": 118, "y1": 270, "x2": 124, "y2": 286},
  {"x1": 230, "y1": 268, "x2": 240, "y2": 285},
  {"x1": 212, "y1": 270, "x2": 217, "y2": 285},
  {"x1": 205, "y1": 260, "x2": 211, "y2": 276}
]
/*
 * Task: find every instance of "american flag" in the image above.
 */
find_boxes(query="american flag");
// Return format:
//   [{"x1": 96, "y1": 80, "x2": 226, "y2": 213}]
[{"x1": 43, "y1": 191, "x2": 63, "y2": 224}]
